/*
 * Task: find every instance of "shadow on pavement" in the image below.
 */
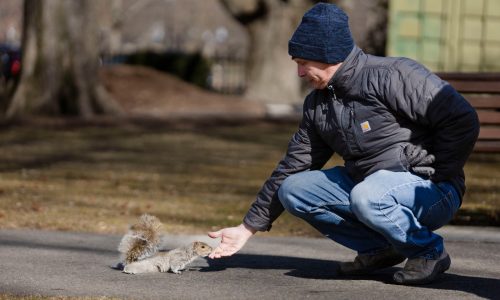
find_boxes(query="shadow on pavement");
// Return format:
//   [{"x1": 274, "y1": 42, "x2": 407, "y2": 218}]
[
  {"x1": 203, "y1": 253, "x2": 500, "y2": 299},
  {"x1": 203, "y1": 253, "x2": 340, "y2": 279},
  {"x1": 1, "y1": 236, "x2": 116, "y2": 255},
  {"x1": 422, "y1": 273, "x2": 500, "y2": 300}
]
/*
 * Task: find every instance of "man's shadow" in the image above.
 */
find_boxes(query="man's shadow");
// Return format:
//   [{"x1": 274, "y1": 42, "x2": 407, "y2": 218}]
[{"x1": 202, "y1": 253, "x2": 500, "y2": 299}]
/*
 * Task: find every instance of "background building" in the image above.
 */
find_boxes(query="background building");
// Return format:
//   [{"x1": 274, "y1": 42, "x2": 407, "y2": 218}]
[{"x1": 387, "y1": 0, "x2": 500, "y2": 72}]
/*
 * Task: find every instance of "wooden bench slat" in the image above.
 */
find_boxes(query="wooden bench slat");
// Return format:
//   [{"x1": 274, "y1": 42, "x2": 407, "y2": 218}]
[
  {"x1": 479, "y1": 126, "x2": 500, "y2": 139},
  {"x1": 474, "y1": 140, "x2": 500, "y2": 152},
  {"x1": 437, "y1": 72, "x2": 500, "y2": 81},
  {"x1": 464, "y1": 95, "x2": 500, "y2": 108},
  {"x1": 477, "y1": 110, "x2": 500, "y2": 124},
  {"x1": 446, "y1": 80, "x2": 500, "y2": 93}
]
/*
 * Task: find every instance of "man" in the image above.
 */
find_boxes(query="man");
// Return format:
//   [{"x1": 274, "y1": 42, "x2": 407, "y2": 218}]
[{"x1": 208, "y1": 3, "x2": 479, "y2": 285}]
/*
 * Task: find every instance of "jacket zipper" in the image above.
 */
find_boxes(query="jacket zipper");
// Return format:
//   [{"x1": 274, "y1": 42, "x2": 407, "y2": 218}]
[
  {"x1": 328, "y1": 84, "x2": 361, "y2": 155},
  {"x1": 349, "y1": 109, "x2": 353, "y2": 129},
  {"x1": 327, "y1": 84, "x2": 344, "y2": 130},
  {"x1": 328, "y1": 84, "x2": 351, "y2": 154},
  {"x1": 327, "y1": 84, "x2": 338, "y2": 102}
]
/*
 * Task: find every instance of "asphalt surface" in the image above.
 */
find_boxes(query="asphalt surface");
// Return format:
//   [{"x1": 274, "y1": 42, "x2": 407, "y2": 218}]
[{"x1": 1, "y1": 226, "x2": 499, "y2": 300}]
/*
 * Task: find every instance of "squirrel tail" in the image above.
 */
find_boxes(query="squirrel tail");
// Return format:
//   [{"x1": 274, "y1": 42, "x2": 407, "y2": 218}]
[{"x1": 118, "y1": 214, "x2": 163, "y2": 264}]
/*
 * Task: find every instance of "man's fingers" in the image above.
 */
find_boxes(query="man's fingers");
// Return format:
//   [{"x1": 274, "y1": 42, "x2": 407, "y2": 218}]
[
  {"x1": 209, "y1": 245, "x2": 228, "y2": 259},
  {"x1": 209, "y1": 251, "x2": 221, "y2": 259},
  {"x1": 412, "y1": 166, "x2": 435, "y2": 176},
  {"x1": 208, "y1": 230, "x2": 222, "y2": 239},
  {"x1": 209, "y1": 246, "x2": 222, "y2": 259},
  {"x1": 415, "y1": 154, "x2": 435, "y2": 166},
  {"x1": 405, "y1": 144, "x2": 421, "y2": 158},
  {"x1": 414, "y1": 149, "x2": 428, "y2": 162}
]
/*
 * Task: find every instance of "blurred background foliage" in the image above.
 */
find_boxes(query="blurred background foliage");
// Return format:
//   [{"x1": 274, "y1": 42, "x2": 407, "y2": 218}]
[
  {"x1": 125, "y1": 51, "x2": 212, "y2": 89},
  {"x1": 0, "y1": 0, "x2": 392, "y2": 115}
]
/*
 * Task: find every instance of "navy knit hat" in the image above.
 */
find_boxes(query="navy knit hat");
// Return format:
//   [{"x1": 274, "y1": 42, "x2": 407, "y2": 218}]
[{"x1": 289, "y1": 3, "x2": 354, "y2": 64}]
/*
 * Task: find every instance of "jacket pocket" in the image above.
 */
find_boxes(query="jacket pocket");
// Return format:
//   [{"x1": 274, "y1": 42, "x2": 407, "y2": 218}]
[{"x1": 351, "y1": 101, "x2": 400, "y2": 154}]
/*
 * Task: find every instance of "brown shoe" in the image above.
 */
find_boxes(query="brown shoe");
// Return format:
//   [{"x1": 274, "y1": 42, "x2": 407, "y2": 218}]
[
  {"x1": 393, "y1": 250, "x2": 451, "y2": 285},
  {"x1": 339, "y1": 248, "x2": 406, "y2": 275}
]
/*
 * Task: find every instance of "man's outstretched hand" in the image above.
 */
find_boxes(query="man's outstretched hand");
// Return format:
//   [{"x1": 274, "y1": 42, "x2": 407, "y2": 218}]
[{"x1": 208, "y1": 223, "x2": 256, "y2": 259}]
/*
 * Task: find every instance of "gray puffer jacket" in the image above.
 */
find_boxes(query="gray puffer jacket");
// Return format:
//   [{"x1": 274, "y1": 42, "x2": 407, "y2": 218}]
[{"x1": 244, "y1": 46, "x2": 480, "y2": 232}]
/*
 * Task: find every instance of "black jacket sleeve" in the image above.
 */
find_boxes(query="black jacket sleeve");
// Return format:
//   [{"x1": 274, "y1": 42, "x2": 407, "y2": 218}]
[
  {"x1": 243, "y1": 95, "x2": 334, "y2": 231},
  {"x1": 381, "y1": 58, "x2": 479, "y2": 183}
]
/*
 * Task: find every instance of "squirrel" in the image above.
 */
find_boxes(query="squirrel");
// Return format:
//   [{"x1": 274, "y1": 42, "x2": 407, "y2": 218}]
[
  {"x1": 117, "y1": 214, "x2": 213, "y2": 274},
  {"x1": 123, "y1": 241, "x2": 212, "y2": 274}
]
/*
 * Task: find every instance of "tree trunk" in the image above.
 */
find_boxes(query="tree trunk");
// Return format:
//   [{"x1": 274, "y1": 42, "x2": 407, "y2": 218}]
[
  {"x1": 221, "y1": 0, "x2": 312, "y2": 106},
  {"x1": 6, "y1": 0, "x2": 124, "y2": 119}
]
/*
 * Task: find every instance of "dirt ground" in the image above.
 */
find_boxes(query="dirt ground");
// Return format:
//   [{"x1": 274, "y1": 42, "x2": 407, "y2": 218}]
[{"x1": 100, "y1": 64, "x2": 267, "y2": 119}]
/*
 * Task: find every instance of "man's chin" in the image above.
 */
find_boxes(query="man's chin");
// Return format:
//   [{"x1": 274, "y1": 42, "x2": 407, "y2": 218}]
[{"x1": 304, "y1": 79, "x2": 326, "y2": 90}]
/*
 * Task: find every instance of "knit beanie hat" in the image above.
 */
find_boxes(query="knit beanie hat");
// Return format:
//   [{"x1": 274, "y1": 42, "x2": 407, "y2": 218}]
[{"x1": 288, "y1": 3, "x2": 354, "y2": 64}]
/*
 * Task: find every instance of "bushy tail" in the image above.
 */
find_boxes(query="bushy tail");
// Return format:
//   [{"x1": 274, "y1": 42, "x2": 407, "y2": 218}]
[{"x1": 118, "y1": 214, "x2": 163, "y2": 264}]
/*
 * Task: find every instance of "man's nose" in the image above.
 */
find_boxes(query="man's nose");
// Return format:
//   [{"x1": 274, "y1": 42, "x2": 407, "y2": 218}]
[{"x1": 297, "y1": 65, "x2": 306, "y2": 77}]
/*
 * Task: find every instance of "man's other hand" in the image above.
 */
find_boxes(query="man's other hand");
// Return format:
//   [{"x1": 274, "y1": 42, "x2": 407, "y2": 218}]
[{"x1": 404, "y1": 144, "x2": 435, "y2": 178}]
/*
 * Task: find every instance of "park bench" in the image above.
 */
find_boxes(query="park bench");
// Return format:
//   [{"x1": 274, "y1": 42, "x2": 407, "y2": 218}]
[{"x1": 436, "y1": 72, "x2": 500, "y2": 153}]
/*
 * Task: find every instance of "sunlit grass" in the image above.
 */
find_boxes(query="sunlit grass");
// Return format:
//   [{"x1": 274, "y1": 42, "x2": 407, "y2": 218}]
[{"x1": 0, "y1": 120, "x2": 497, "y2": 238}]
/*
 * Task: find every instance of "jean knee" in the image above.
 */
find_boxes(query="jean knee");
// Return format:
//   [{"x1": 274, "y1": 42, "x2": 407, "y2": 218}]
[
  {"x1": 278, "y1": 173, "x2": 307, "y2": 215},
  {"x1": 350, "y1": 182, "x2": 379, "y2": 225}
]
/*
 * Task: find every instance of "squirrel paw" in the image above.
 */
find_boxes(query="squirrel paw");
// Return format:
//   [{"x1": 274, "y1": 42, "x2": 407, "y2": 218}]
[{"x1": 123, "y1": 265, "x2": 137, "y2": 274}]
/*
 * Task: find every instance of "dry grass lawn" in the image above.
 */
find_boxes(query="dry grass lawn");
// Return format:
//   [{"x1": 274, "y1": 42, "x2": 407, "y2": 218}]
[{"x1": 0, "y1": 120, "x2": 498, "y2": 239}]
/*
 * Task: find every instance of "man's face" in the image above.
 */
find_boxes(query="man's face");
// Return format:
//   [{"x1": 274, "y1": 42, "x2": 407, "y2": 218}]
[{"x1": 293, "y1": 58, "x2": 342, "y2": 89}]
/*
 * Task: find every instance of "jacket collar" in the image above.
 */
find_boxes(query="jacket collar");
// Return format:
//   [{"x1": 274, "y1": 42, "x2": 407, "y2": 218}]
[{"x1": 327, "y1": 46, "x2": 366, "y2": 94}]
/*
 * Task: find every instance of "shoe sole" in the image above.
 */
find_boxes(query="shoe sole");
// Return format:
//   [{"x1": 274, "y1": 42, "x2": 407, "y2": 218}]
[{"x1": 393, "y1": 254, "x2": 451, "y2": 285}]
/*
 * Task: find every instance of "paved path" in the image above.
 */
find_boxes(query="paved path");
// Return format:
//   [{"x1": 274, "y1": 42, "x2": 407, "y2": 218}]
[{"x1": 1, "y1": 226, "x2": 499, "y2": 299}]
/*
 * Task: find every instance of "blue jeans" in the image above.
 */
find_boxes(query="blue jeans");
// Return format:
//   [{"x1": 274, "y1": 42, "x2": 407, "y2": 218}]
[{"x1": 278, "y1": 167, "x2": 461, "y2": 259}]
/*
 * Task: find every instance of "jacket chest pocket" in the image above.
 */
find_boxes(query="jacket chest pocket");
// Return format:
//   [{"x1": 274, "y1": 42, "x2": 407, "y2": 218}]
[{"x1": 351, "y1": 100, "x2": 397, "y2": 153}]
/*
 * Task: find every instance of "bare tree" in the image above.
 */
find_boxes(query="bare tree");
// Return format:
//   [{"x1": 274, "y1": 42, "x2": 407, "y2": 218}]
[
  {"x1": 6, "y1": 0, "x2": 123, "y2": 119},
  {"x1": 221, "y1": 0, "x2": 315, "y2": 106},
  {"x1": 221, "y1": 0, "x2": 389, "y2": 107}
]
